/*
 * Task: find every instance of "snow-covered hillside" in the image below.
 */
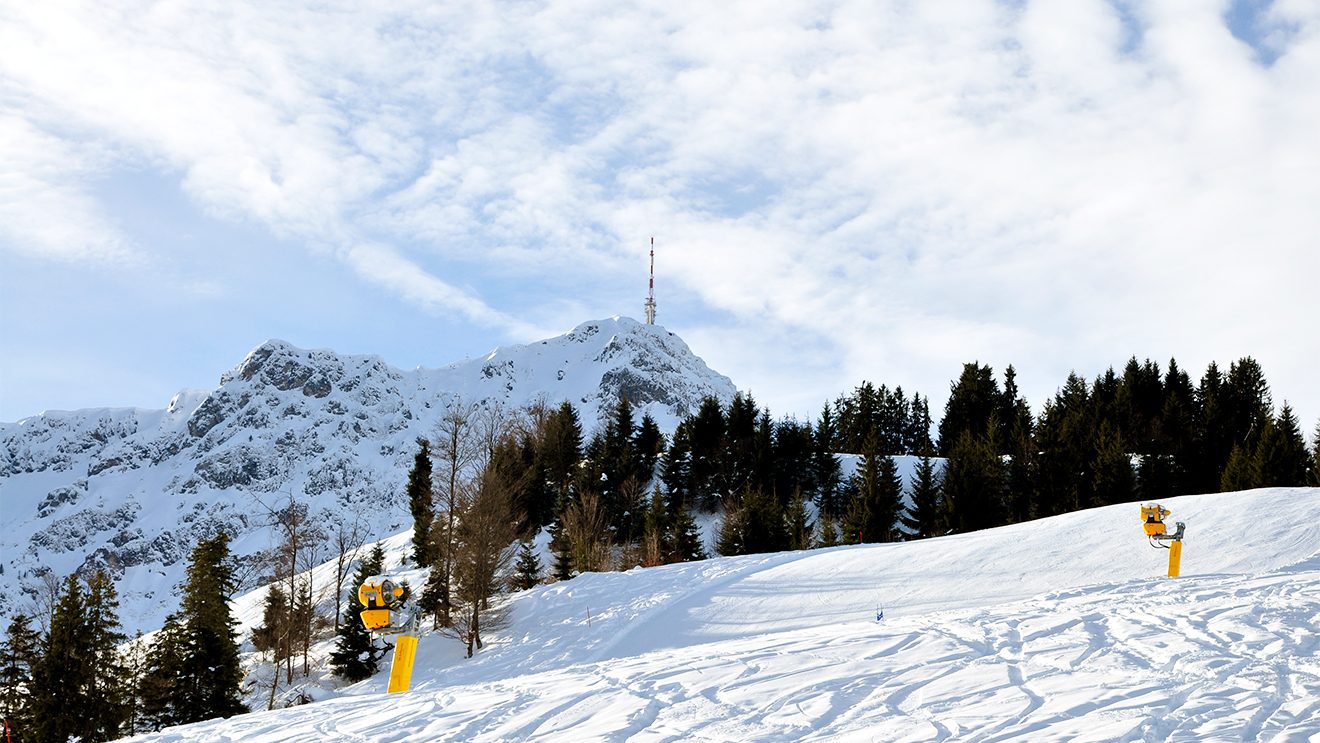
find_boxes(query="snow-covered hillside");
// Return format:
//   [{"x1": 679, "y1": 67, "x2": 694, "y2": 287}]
[
  {"x1": 0, "y1": 317, "x2": 736, "y2": 633},
  {"x1": 127, "y1": 488, "x2": 1319, "y2": 742}
]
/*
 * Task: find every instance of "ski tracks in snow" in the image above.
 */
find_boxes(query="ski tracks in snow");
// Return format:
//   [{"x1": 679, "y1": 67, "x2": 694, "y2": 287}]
[{"x1": 124, "y1": 567, "x2": 1320, "y2": 742}]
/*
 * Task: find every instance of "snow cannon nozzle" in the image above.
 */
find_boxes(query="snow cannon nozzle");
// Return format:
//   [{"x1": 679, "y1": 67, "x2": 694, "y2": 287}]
[
  {"x1": 358, "y1": 575, "x2": 414, "y2": 634},
  {"x1": 1140, "y1": 503, "x2": 1186, "y2": 578}
]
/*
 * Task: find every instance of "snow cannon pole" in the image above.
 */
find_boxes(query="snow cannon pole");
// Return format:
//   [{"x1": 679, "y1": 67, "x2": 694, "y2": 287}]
[
  {"x1": 1168, "y1": 538, "x2": 1182, "y2": 578},
  {"x1": 388, "y1": 634, "x2": 419, "y2": 693}
]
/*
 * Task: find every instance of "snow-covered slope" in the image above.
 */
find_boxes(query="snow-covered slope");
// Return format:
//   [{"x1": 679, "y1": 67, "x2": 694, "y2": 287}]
[
  {"x1": 127, "y1": 488, "x2": 1319, "y2": 742},
  {"x1": 0, "y1": 317, "x2": 736, "y2": 633}
]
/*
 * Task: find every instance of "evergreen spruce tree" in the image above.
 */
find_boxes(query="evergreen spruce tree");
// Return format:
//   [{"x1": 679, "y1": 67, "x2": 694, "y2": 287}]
[
  {"x1": 812, "y1": 405, "x2": 845, "y2": 518},
  {"x1": 901, "y1": 452, "x2": 943, "y2": 539},
  {"x1": 1220, "y1": 444, "x2": 1256, "y2": 492},
  {"x1": 510, "y1": 541, "x2": 544, "y2": 590},
  {"x1": 1311, "y1": 420, "x2": 1320, "y2": 486},
  {"x1": 548, "y1": 519, "x2": 575, "y2": 582},
  {"x1": 83, "y1": 572, "x2": 131, "y2": 739},
  {"x1": 1161, "y1": 358, "x2": 1199, "y2": 495},
  {"x1": 688, "y1": 396, "x2": 727, "y2": 512},
  {"x1": 660, "y1": 423, "x2": 693, "y2": 515},
  {"x1": 842, "y1": 435, "x2": 900, "y2": 543},
  {"x1": 634, "y1": 414, "x2": 665, "y2": 484},
  {"x1": 783, "y1": 490, "x2": 814, "y2": 550},
  {"x1": 252, "y1": 584, "x2": 292, "y2": 662},
  {"x1": 937, "y1": 363, "x2": 1002, "y2": 456},
  {"x1": 541, "y1": 402, "x2": 585, "y2": 518},
  {"x1": 32, "y1": 572, "x2": 131, "y2": 743},
  {"x1": 1136, "y1": 453, "x2": 1176, "y2": 501},
  {"x1": 940, "y1": 431, "x2": 1006, "y2": 533},
  {"x1": 0, "y1": 614, "x2": 41, "y2": 742},
  {"x1": 1092, "y1": 422, "x2": 1136, "y2": 507},
  {"x1": 814, "y1": 514, "x2": 840, "y2": 548},
  {"x1": 329, "y1": 545, "x2": 387, "y2": 682},
  {"x1": 1253, "y1": 404, "x2": 1309, "y2": 487},
  {"x1": 138, "y1": 613, "x2": 188, "y2": 731},
  {"x1": 641, "y1": 486, "x2": 670, "y2": 567},
  {"x1": 739, "y1": 487, "x2": 787, "y2": 554},
  {"x1": 407, "y1": 438, "x2": 436, "y2": 567},
  {"x1": 668, "y1": 503, "x2": 707, "y2": 563},
  {"x1": 175, "y1": 532, "x2": 246, "y2": 723},
  {"x1": 716, "y1": 501, "x2": 746, "y2": 556}
]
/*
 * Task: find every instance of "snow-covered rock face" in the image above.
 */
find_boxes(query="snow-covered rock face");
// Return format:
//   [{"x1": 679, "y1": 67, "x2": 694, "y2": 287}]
[{"x1": 0, "y1": 317, "x2": 736, "y2": 633}]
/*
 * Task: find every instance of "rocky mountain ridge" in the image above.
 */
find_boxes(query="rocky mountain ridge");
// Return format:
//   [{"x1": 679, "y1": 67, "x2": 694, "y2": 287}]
[{"x1": 0, "y1": 317, "x2": 737, "y2": 633}]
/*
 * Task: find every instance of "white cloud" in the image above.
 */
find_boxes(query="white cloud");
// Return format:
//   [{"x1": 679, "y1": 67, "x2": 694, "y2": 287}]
[{"x1": 2, "y1": 0, "x2": 1318, "y2": 423}]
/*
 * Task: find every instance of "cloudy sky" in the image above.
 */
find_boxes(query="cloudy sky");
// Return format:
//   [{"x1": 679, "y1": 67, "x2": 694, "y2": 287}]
[{"x1": 2, "y1": 0, "x2": 1317, "y2": 433}]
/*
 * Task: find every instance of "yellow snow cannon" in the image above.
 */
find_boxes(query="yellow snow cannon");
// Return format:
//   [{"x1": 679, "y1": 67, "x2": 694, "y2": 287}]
[
  {"x1": 1140, "y1": 503, "x2": 1185, "y2": 577},
  {"x1": 358, "y1": 575, "x2": 421, "y2": 693},
  {"x1": 358, "y1": 575, "x2": 408, "y2": 632}
]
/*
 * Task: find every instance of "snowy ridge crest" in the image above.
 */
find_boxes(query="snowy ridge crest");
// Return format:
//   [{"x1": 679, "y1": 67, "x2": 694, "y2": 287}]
[{"x1": 0, "y1": 317, "x2": 736, "y2": 633}]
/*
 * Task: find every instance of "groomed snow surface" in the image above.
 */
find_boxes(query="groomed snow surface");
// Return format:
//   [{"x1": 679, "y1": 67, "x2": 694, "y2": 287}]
[{"x1": 125, "y1": 488, "x2": 1320, "y2": 742}]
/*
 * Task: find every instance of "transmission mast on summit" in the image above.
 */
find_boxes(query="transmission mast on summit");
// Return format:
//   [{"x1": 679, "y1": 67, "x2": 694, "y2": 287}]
[{"x1": 644, "y1": 237, "x2": 657, "y2": 325}]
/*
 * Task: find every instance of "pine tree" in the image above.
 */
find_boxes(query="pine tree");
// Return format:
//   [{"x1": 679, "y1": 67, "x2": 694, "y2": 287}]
[
  {"x1": 634, "y1": 414, "x2": 665, "y2": 484},
  {"x1": 812, "y1": 405, "x2": 845, "y2": 518},
  {"x1": 660, "y1": 422, "x2": 693, "y2": 514},
  {"x1": 31, "y1": 572, "x2": 131, "y2": 743},
  {"x1": 548, "y1": 520, "x2": 575, "y2": 581},
  {"x1": 842, "y1": 435, "x2": 901, "y2": 543},
  {"x1": 641, "y1": 486, "x2": 669, "y2": 567},
  {"x1": 937, "y1": 363, "x2": 1002, "y2": 456},
  {"x1": 253, "y1": 584, "x2": 292, "y2": 662},
  {"x1": 175, "y1": 532, "x2": 246, "y2": 723},
  {"x1": 1220, "y1": 443, "x2": 1256, "y2": 492},
  {"x1": 407, "y1": 438, "x2": 435, "y2": 567},
  {"x1": 542, "y1": 402, "x2": 585, "y2": 518},
  {"x1": 84, "y1": 572, "x2": 132, "y2": 739},
  {"x1": 139, "y1": 613, "x2": 188, "y2": 731},
  {"x1": 901, "y1": 452, "x2": 943, "y2": 539},
  {"x1": 668, "y1": 503, "x2": 707, "y2": 563},
  {"x1": 1253, "y1": 404, "x2": 1309, "y2": 487},
  {"x1": 511, "y1": 541, "x2": 544, "y2": 590},
  {"x1": 1311, "y1": 420, "x2": 1320, "y2": 486},
  {"x1": 716, "y1": 501, "x2": 745, "y2": 556},
  {"x1": 941, "y1": 431, "x2": 1006, "y2": 533},
  {"x1": 689, "y1": 396, "x2": 727, "y2": 512},
  {"x1": 1092, "y1": 422, "x2": 1135, "y2": 507},
  {"x1": 0, "y1": 614, "x2": 41, "y2": 742},
  {"x1": 783, "y1": 490, "x2": 814, "y2": 550},
  {"x1": 814, "y1": 514, "x2": 840, "y2": 548},
  {"x1": 329, "y1": 545, "x2": 387, "y2": 683}
]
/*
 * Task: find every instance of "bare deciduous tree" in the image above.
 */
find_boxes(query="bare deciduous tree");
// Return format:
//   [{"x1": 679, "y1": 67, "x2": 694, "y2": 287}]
[
  {"x1": 451, "y1": 464, "x2": 520, "y2": 657},
  {"x1": 328, "y1": 513, "x2": 366, "y2": 632},
  {"x1": 433, "y1": 402, "x2": 482, "y2": 627},
  {"x1": 564, "y1": 491, "x2": 612, "y2": 574}
]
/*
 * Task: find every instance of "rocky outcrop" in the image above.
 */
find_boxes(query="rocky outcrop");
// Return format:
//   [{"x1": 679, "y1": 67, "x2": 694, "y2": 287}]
[{"x1": 0, "y1": 317, "x2": 736, "y2": 633}]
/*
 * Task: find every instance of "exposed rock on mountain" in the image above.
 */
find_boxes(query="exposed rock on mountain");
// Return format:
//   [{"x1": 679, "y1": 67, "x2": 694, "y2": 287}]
[{"x1": 0, "y1": 317, "x2": 736, "y2": 633}]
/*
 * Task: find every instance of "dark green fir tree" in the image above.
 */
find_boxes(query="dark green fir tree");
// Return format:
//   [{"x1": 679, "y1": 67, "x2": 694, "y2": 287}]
[
  {"x1": 407, "y1": 438, "x2": 436, "y2": 567},
  {"x1": 176, "y1": 532, "x2": 247, "y2": 723},
  {"x1": 0, "y1": 614, "x2": 41, "y2": 742},
  {"x1": 784, "y1": 490, "x2": 814, "y2": 550},
  {"x1": 31, "y1": 572, "x2": 131, "y2": 743},
  {"x1": 138, "y1": 613, "x2": 188, "y2": 732},
  {"x1": 901, "y1": 451, "x2": 943, "y2": 539},
  {"x1": 1253, "y1": 404, "x2": 1309, "y2": 487},
  {"x1": 510, "y1": 541, "x2": 543, "y2": 591},
  {"x1": 330, "y1": 544, "x2": 387, "y2": 683}
]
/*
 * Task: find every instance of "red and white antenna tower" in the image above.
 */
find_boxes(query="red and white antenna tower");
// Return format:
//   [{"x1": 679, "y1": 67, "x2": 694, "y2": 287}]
[{"x1": 644, "y1": 237, "x2": 657, "y2": 325}]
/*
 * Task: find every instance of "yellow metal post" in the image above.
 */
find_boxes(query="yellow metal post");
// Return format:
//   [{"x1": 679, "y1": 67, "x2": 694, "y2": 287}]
[
  {"x1": 1167, "y1": 539, "x2": 1182, "y2": 578},
  {"x1": 387, "y1": 634, "x2": 419, "y2": 693}
]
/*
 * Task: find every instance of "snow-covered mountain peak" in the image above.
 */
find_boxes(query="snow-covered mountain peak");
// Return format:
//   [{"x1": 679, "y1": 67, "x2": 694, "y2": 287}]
[{"x1": 0, "y1": 318, "x2": 737, "y2": 633}]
